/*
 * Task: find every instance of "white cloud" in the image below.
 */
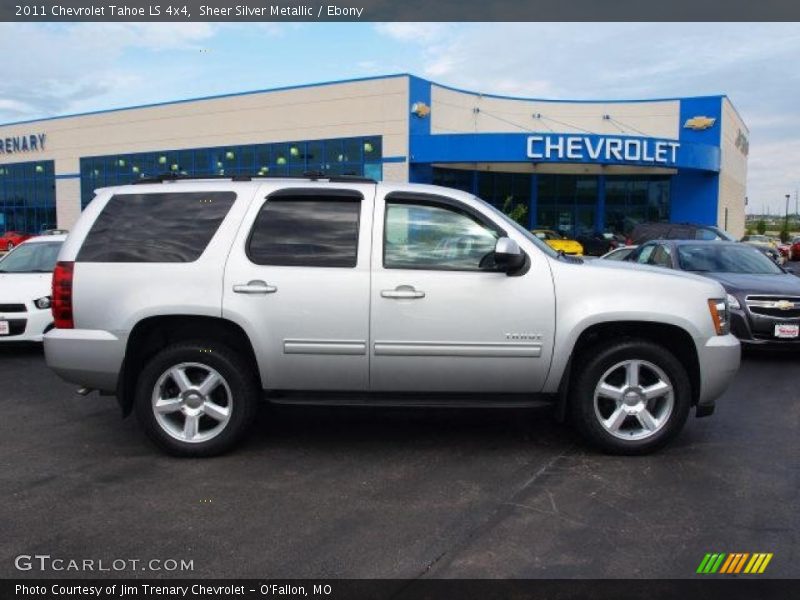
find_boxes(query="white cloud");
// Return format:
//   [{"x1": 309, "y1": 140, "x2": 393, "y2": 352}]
[{"x1": 375, "y1": 23, "x2": 449, "y2": 43}]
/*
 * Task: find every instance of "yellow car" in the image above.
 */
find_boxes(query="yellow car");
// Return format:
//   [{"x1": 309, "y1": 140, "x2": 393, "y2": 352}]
[{"x1": 532, "y1": 229, "x2": 584, "y2": 255}]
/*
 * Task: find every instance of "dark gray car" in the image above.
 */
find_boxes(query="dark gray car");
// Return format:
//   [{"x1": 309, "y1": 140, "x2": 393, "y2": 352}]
[{"x1": 628, "y1": 240, "x2": 800, "y2": 348}]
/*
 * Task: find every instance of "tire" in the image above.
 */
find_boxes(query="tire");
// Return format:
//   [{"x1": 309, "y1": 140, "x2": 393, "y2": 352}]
[
  {"x1": 6, "y1": 242, "x2": 13, "y2": 251},
  {"x1": 569, "y1": 339, "x2": 691, "y2": 455},
  {"x1": 134, "y1": 341, "x2": 260, "y2": 457}
]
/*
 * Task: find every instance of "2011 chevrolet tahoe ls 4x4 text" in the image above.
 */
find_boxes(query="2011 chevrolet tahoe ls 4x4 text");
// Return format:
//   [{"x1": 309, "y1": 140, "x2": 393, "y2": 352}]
[{"x1": 44, "y1": 176, "x2": 740, "y2": 456}]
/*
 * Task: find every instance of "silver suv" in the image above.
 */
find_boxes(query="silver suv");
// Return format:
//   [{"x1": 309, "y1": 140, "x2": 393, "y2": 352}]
[{"x1": 44, "y1": 176, "x2": 740, "y2": 456}]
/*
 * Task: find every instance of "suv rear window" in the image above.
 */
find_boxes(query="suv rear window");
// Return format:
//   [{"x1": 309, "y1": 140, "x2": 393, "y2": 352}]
[
  {"x1": 247, "y1": 195, "x2": 361, "y2": 268},
  {"x1": 77, "y1": 192, "x2": 236, "y2": 263}
]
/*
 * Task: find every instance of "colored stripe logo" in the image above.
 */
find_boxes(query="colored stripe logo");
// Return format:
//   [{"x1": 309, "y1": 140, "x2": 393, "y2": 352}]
[{"x1": 697, "y1": 552, "x2": 773, "y2": 574}]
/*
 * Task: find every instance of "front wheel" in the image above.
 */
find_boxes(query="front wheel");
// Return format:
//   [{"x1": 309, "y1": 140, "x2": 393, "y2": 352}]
[
  {"x1": 134, "y1": 341, "x2": 260, "y2": 457},
  {"x1": 569, "y1": 339, "x2": 691, "y2": 455},
  {"x1": 6, "y1": 241, "x2": 13, "y2": 251}
]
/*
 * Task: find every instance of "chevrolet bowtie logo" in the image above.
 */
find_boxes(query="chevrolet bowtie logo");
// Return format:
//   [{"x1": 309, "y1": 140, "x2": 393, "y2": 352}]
[
  {"x1": 774, "y1": 300, "x2": 794, "y2": 310},
  {"x1": 684, "y1": 116, "x2": 717, "y2": 130},
  {"x1": 411, "y1": 102, "x2": 431, "y2": 118}
]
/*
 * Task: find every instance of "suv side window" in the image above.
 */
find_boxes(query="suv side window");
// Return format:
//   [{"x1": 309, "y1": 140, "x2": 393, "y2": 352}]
[
  {"x1": 77, "y1": 192, "x2": 236, "y2": 263},
  {"x1": 384, "y1": 200, "x2": 500, "y2": 271},
  {"x1": 248, "y1": 195, "x2": 361, "y2": 268},
  {"x1": 695, "y1": 228, "x2": 720, "y2": 240}
]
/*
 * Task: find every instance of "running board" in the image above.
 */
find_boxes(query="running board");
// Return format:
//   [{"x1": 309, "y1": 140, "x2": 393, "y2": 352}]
[{"x1": 265, "y1": 391, "x2": 555, "y2": 409}]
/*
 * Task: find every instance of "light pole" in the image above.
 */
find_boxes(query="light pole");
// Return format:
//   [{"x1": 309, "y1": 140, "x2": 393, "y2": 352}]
[{"x1": 785, "y1": 193, "x2": 791, "y2": 237}]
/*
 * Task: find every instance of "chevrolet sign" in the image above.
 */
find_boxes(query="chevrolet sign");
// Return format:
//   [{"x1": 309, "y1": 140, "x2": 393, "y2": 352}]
[
  {"x1": 684, "y1": 116, "x2": 717, "y2": 131},
  {"x1": 526, "y1": 135, "x2": 680, "y2": 166}
]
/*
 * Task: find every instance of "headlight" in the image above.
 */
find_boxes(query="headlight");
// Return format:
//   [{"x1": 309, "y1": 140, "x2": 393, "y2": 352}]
[
  {"x1": 726, "y1": 293, "x2": 741, "y2": 310},
  {"x1": 708, "y1": 298, "x2": 731, "y2": 335},
  {"x1": 34, "y1": 296, "x2": 51, "y2": 310}
]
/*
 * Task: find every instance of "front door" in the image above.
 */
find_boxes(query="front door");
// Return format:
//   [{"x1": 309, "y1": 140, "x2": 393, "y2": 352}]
[
  {"x1": 369, "y1": 191, "x2": 556, "y2": 393},
  {"x1": 223, "y1": 185, "x2": 374, "y2": 391}
]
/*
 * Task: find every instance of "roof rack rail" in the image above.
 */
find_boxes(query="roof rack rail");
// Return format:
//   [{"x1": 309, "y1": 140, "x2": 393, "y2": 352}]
[{"x1": 131, "y1": 172, "x2": 377, "y2": 185}]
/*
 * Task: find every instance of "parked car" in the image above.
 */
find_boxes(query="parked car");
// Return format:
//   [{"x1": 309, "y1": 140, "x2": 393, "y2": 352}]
[
  {"x1": 789, "y1": 236, "x2": 800, "y2": 261},
  {"x1": 628, "y1": 239, "x2": 800, "y2": 348},
  {"x1": 741, "y1": 239, "x2": 785, "y2": 265},
  {"x1": 44, "y1": 177, "x2": 739, "y2": 457},
  {"x1": 629, "y1": 222, "x2": 736, "y2": 245},
  {"x1": 575, "y1": 231, "x2": 624, "y2": 257},
  {"x1": 0, "y1": 235, "x2": 66, "y2": 342},
  {"x1": 0, "y1": 231, "x2": 34, "y2": 251},
  {"x1": 740, "y1": 234, "x2": 775, "y2": 247},
  {"x1": 531, "y1": 229, "x2": 584, "y2": 255},
  {"x1": 600, "y1": 245, "x2": 638, "y2": 261}
]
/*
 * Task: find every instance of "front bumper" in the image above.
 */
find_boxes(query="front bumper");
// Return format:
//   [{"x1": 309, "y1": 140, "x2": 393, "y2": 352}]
[
  {"x1": 44, "y1": 328, "x2": 126, "y2": 392},
  {"x1": 730, "y1": 309, "x2": 800, "y2": 349},
  {"x1": 696, "y1": 333, "x2": 740, "y2": 413},
  {"x1": 0, "y1": 307, "x2": 53, "y2": 342}
]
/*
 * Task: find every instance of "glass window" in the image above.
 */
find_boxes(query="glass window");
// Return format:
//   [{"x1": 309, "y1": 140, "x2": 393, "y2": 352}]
[
  {"x1": 537, "y1": 175, "x2": 597, "y2": 237},
  {"x1": 635, "y1": 245, "x2": 655, "y2": 265},
  {"x1": 384, "y1": 201, "x2": 500, "y2": 271},
  {"x1": 0, "y1": 241, "x2": 62, "y2": 272},
  {"x1": 0, "y1": 160, "x2": 55, "y2": 234},
  {"x1": 604, "y1": 175, "x2": 670, "y2": 237},
  {"x1": 650, "y1": 244, "x2": 672, "y2": 267},
  {"x1": 248, "y1": 196, "x2": 361, "y2": 268},
  {"x1": 77, "y1": 192, "x2": 236, "y2": 263}
]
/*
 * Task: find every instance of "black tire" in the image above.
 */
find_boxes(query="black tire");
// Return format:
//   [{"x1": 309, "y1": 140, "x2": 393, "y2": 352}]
[
  {"x1": 134, "y1": 341, "x2": 260, "y2": 457},
  {"x1": 569, "y1": 339, "x2": 691, "y2": 455},
  {"x1": 6, "y1": 242, "x2": 13, "y2": 251}
]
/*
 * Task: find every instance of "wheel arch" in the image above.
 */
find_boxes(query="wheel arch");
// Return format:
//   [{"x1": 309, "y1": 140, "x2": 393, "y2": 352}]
[
  {"x1": 555, "y1": 321, "x2": 700, "y2": 421},
  {"x1": 117, "y1": 314, "x2": 261, "y2": 417}
]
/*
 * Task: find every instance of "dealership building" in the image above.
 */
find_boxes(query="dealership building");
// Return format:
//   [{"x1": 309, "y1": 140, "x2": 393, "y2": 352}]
[{"x1": 0, "y1": 73, "x2": 748, "y2": 237}]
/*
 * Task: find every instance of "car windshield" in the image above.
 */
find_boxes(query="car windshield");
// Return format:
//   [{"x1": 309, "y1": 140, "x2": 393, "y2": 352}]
[
  {"x1": 677, "y1": 244, "x2": 783, "y2": 274},
  {"x1": 480, "y1": 200, "x2": 559, "y2": 258},
  {"x1": 0, "y1": 242, "x2": 62, "y2": 273}
]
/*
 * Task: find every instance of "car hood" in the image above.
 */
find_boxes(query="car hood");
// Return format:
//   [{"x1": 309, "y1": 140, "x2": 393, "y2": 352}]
[
  {"x1": 701, "y1": 272, "x2": 800, "y2": 296},
  {"x1": 578, "y1": 257, "x2": 715, "y2": 284},
  {"x1": 0, "y1": 272, "x2": 51, "y2": 304}
]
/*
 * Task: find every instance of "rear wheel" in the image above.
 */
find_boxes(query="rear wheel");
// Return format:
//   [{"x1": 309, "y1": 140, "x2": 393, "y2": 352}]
[
  {"x1": 6, "y1": 241, "x2": 13, "y2": 251},
  {"x1": 569, "y1": 339, "x2": 691, "y2": 455},
  {"x1": 135, "y1": 341, "x2": 259, "y2": 457}
]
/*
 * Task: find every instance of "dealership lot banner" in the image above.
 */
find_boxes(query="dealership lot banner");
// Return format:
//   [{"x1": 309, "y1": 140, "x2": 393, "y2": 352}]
[{"x1": 2, "y1": 0, "x2": 800, "y2": 21}]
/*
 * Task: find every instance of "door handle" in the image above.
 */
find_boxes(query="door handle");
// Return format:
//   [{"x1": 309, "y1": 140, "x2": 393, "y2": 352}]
[
  {"x1": 233, "y1": 280, "x2": 277, "y2": 294},
  {"x1": 381, "y1": 285, "x2": 425, "y2": 299}
]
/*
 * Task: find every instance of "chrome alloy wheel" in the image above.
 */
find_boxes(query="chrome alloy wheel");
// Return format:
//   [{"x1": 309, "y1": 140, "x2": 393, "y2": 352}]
[
  {"x1": 593, "y1": 359, "x2": 674, "y2": 441},
  {"x1": 151, "y1": 362, "x2": 233, "y2": 443}
]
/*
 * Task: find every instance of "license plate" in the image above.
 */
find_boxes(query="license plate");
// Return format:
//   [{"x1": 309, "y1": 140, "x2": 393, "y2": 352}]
[
  {"x1": 774, "y1": 323, "x2": 799, "y2": 338},
  {"x1": 0, "y1": 321, "x2": 8, "y2": 335}
]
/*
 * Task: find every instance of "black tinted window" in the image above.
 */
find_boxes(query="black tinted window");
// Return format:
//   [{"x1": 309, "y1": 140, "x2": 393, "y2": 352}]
[
  {"x1": 248, "y1": 197, "x2": 360, "y2": 267},
  {"x1": 77, "y1": 192, "x2": 235, "y2": 263}
]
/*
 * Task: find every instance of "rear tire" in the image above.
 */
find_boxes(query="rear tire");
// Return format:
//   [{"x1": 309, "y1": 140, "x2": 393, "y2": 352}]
[
  {"x1": 569, "y1": 339, "x2": 691, "y2": 455},
  {"x1": 134, "y1": 341, "x2": 260, "y2": 457},
  {"x1": 6, "y1": 241, "x2": 13, "y2": 251}
]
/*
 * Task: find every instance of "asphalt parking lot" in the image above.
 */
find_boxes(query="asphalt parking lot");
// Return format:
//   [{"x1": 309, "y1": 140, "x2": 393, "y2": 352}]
[{"x1": 0, "y1": 345, "x2": 797, "y2": 580}]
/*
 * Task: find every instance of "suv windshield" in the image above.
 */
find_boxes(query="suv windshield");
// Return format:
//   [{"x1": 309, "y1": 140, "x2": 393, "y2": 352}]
[
  {"x1": 0, "y1": 242, "x2": 62, "y2": 273},
  {"x1": 677, "y1": 244, "x2": 783, "y2": 274}
]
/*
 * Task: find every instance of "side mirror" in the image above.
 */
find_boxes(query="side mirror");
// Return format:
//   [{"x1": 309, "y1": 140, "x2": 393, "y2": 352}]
[{"x1": 494, "y1": 237, "x2": 526, "y2": 273}]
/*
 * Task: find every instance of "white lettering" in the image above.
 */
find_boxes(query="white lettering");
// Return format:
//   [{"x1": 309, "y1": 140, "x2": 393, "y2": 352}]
[
  {"x1": 526, "y1": 136, "x2": 544, "y2": 159},
  {"x1": 623, "y1": 139, "x2": 641, "y2": 161},
  {"x1": 566, "y1": 137, "x2": 582, "y2": 159},
  {"x1": 606, "y1": 139, "x2": 623, "y2": 161},
  {"x1": 545, "y1": 136, "x2": 564, "y2": 159},
  {"x1": 585, "y1": 137, "x2": 603, "y2": 160}
]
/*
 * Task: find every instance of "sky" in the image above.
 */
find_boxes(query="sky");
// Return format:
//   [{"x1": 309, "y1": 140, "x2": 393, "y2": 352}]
[{"x1": 1, "y1": 22, "x2": 798, "y2": 214}]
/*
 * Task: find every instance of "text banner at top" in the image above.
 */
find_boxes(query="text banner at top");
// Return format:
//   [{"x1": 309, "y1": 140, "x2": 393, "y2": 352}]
[{"x1": 3, "y1": 0, "x2": 800, "y2": 21}]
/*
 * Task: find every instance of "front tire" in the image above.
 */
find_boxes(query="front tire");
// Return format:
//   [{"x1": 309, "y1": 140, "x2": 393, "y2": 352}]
[
  {"x1": 134, "y1": 341, "x2": 259, "y2": 457},
  {"x1": 6, "y1": 241, "x2": 13, "y2": 251},
  {"x1": 569, "y1": 339, "x2": 691, "y2": 455}
]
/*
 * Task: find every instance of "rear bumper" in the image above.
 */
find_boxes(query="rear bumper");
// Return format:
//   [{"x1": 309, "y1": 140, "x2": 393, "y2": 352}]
[
  {"x1": 44, "y1": 328, "x2": 126, "y2": 392},
  {"x1": 696, "y1": 334, "x2": 740, "y2": 414}
]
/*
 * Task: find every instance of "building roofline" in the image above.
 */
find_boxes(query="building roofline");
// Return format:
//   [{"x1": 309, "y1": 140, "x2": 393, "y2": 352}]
[{"x1": 0, "y1": 72, "x2": 737, "y2": 128}]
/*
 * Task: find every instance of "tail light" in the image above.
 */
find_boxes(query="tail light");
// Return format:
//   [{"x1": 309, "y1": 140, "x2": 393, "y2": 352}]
[{"x1": 52, "y1": 261, "x2": 75, "y2": 329}]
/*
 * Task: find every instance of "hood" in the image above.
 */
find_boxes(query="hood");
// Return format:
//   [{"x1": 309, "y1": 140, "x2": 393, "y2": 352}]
[
  {"x1": 702, "y1": 272, "x2": 800, "y2": 296},
  {"x1": 0, "y1": 272, "x2": 52, "y2": 304},
  {"x1": 580, "y1": 257, "x2": 716, "y2": 285}
]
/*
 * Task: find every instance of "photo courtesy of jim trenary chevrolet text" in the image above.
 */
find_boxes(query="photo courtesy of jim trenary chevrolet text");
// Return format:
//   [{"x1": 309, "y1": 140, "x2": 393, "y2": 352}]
[{"x1": 0, "y1": 1, "x2": 798, "y2": 599}]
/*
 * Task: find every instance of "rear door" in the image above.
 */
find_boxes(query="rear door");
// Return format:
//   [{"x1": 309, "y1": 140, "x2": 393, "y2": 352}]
[{"x1": 223, "y1": 184, "x2": 374, "y2": 391}]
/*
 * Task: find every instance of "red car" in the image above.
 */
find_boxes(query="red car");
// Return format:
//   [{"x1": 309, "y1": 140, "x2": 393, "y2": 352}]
[
  {"x1": 790, "y1": 237, "x2": 800, "y2": 261},
  {"x1": 0, "y1": 231, "x2": 33, "y2": 251}
]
